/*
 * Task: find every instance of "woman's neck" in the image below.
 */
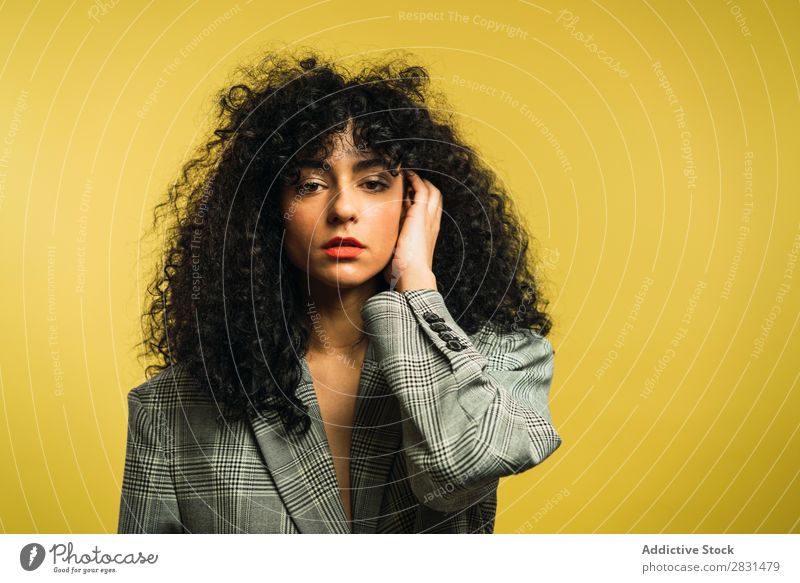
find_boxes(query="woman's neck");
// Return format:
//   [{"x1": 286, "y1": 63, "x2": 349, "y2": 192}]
[{"x1": 303, "y1": 278, "x2": 383, "y2": 353}]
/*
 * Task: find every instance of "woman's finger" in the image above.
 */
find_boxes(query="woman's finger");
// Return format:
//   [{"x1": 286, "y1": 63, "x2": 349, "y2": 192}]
[
  {"x1": 435, "y1": 186, "x2": 443, "y2": 224},
  {"x1": 406, "y1": 170, "x2": 428, "y2": 205},
  {"x1": 426, "y1": 183, "x2": 440, "y2": 218}
]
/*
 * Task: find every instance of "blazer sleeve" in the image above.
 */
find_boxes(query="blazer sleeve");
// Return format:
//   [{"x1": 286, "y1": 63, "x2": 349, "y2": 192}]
[
  {"x1": 361, "y1": 288, "x2": 562, "y2": 513},
  {"x1": 117, "y1": 388, "x2": 184, "y2": 533}
]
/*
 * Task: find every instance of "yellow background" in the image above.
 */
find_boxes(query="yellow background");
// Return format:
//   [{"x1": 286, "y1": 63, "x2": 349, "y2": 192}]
[{"x1": 1, "y1": 0, "x2": 797, "y2": 533}]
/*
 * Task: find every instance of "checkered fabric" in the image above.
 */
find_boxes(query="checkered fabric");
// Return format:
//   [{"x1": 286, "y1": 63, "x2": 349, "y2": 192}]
[{"x1": 118, "y1": 288, "x2": 561, "y2": 533}]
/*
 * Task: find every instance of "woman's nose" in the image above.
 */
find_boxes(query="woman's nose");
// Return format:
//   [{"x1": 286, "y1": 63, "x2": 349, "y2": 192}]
[{"x1": 328, "y1": 180, "x2": 359, "y2": 222}]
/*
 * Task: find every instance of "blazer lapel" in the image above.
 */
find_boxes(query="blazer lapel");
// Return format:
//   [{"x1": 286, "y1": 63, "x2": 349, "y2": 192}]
[
  {"x1": 247, "y1": 359, "x2": 350, "y2": 534},
  {"x1": 247, "y1": 338, "x2": 403, "y2": 534},
  {"x1": 348, "y1": 338, "x2": 403, "y2": 533}
]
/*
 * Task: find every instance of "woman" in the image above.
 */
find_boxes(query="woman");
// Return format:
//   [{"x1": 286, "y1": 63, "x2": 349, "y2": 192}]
[{"x1": 118, "y1": 49, "x2": 561, "y2": 534}]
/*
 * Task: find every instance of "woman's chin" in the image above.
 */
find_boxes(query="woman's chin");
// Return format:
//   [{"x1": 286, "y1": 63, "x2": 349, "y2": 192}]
[{"x1": 313, "y1": 270, "x2": 381, "y2": 291}]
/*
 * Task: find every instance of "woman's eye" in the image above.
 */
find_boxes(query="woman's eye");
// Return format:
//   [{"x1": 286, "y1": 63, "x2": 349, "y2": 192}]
[
  {"x1": 297, "y1": 181, "x2": 322, "y2": 194},
  {"x1": 363, "y1": 180, "x2": 388, "y2": 192}
]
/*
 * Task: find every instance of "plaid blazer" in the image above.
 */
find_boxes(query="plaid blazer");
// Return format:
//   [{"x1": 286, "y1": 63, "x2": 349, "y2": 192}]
[{"x1": 117, "y1": 288, "x2": 561, "y2": 534}]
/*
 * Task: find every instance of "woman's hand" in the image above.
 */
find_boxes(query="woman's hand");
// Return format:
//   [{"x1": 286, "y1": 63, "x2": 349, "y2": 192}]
[{"x1": 383, "y1": 171, "x2": 443, "y2": 292}]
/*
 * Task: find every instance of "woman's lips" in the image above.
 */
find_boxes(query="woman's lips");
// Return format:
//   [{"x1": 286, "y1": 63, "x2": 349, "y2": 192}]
[{"x1": 323, "y1": 246, "x2": 365, "y2": 259}]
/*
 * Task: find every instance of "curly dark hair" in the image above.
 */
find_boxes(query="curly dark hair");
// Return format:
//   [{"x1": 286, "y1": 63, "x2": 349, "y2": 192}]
[{"x1": 138, "y1": 47, "x2": 553, "y2": 438}]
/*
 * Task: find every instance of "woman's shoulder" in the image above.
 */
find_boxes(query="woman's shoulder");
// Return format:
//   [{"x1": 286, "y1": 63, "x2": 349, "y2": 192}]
[
  {"x1": 125, "y1": 364, "x2": 235, "y2": 442},
  {"x1": 127, "y1": 363, "x2": 205, "y2": 409}
]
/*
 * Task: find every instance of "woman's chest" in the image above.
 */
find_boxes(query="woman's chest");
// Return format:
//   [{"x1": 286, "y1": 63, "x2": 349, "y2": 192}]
[
  {"x1": 168, "y1": 352, "x2": 418, "y2": 532},
  {"x1": 306, "y1": 354, "x2": 364, "y2": 518},
  {"x1": 309, "y1": 358, "x2": 362, "y2": 428}
]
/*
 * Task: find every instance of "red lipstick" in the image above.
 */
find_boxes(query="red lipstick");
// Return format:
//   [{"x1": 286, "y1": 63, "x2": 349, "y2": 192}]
[{"x1": 322, "y1": 236, "x2": 365, "y2": 259}]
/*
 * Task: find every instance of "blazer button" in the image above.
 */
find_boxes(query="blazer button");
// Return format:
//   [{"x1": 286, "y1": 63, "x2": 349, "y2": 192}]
[
  {"x1": 429, "y1": 322, "x2": 450, "y2": 333},
  {"x1": 422, "y1": 311, "x2": 444, "y2": 323},
  {"x1": 446, "y1": 339, "x2": 465, "y2": 351},
  {"x1": 439, "y1": 331, "x2": 458, "y2": 342}
]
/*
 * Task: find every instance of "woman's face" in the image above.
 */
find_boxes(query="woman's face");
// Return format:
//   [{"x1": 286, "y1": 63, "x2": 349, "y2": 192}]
[{"x1": 280, "y1": 133, "x2": 405, "y2": 292}]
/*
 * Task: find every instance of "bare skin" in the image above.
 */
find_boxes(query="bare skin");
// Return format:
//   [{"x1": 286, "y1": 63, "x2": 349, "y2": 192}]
[
  {"x1": 305, "y1": 339, "x2": 366, "y2": 525},
  {"x1": 280, "y1": 122, "x2": 443, "y2": 527}
]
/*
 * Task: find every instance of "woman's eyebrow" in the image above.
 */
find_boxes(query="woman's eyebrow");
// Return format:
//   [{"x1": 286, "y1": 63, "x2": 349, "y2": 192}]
[
  {"x1": 351, "y1": 157, "x2": 390, "y2": 173},
  {"x1": 296, "y1": 157, "x2": 389, "y2": 173}
]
